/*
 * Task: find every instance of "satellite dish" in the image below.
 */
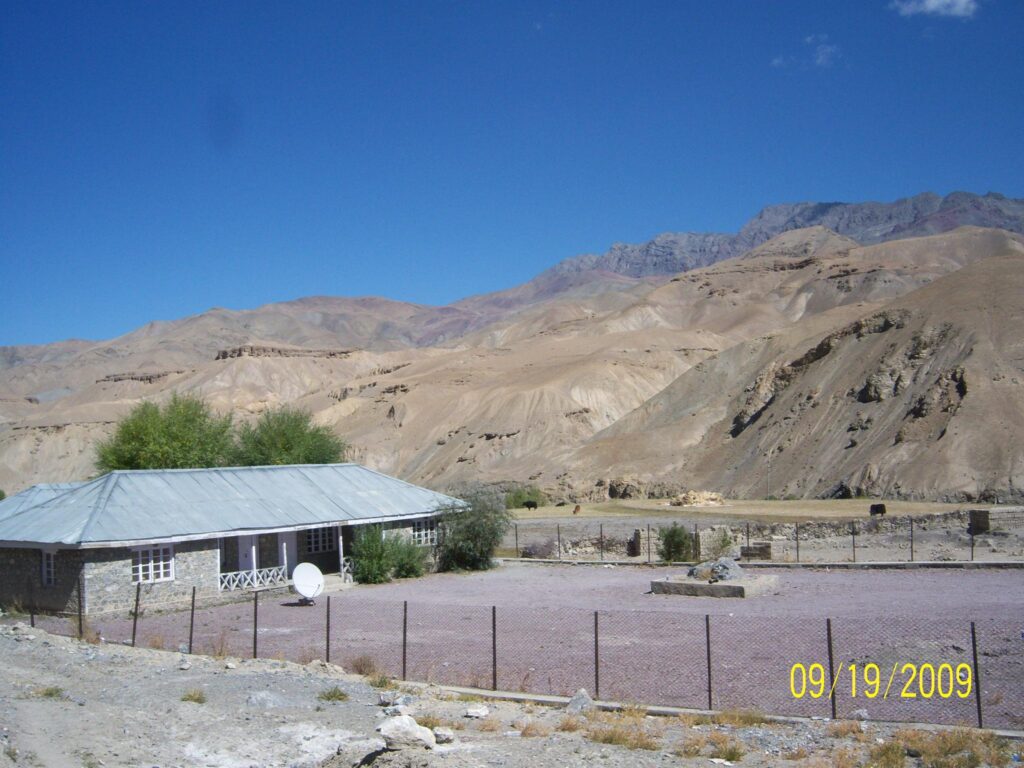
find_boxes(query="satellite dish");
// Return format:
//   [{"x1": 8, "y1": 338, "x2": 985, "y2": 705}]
[{"x1": 292, "y1": 562, "x2": 324, "y2": 605}]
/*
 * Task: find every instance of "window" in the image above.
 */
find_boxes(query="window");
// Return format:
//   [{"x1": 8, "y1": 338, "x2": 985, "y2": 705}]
[
  {"x1": 305, "y1": 527, "x2": 337, "y2": 554},
  {"x1": 132, "y1": 546, "x2": 174, "y2": 583},
  {"x1": 412, "y1": 519, "x2": 437, "y2": 547},
  {"x1": 41, "y1": 550, "x2": 56, "y2": 587}
]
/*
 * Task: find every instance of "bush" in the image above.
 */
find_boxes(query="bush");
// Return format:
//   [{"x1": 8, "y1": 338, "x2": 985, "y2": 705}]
[
  {"x1": 351, "y1": 525, "x2": 392, "y2": 584},
  {"x1": 706, "y1": 528, "x2": 734, "y2": 559},
  {"x1": 657, "y1": 522, "x2": 695, "y2": 562},
  {"x1": 436, "y1": 491, "x2": 513, "y2": 571},
  {"x1": 504, "y1": 485, "x2": 547, "y2": 510},
  {"x1": 388, "y1": 534, "x2": 428, "y2": 578}
]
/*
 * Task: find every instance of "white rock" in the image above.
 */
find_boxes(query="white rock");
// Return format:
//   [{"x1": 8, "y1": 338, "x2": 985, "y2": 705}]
[
  {"x1": 432, "y1": 726, "x2": 455, "y2": 744},
  {"x1": 178, "y1": 661, "x2": 192, "y2": 671},
  {"x1": 464, "y1": 704, "x2": 489, "y2": 719},
  {"x1": 376, "y1": 715, "x2": 436, "y2": 751},
  {"x1": 224, "y1": 662, "x2": 237, "y2": 670},
  {"x1": 566, "y1": 688, "x2": 596, "y2": 714}
]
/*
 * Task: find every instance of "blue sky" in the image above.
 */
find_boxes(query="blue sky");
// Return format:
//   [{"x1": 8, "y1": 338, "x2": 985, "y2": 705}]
[{"x1": 2, "y1": 0, "x2": 1022, "y2": 346}]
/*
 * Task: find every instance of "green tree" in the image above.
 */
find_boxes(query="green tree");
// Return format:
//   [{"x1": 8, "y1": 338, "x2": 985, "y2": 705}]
[
  {"x1": 350, "y1": 525, "x2": 391, "y2": 584},
  {"x1": 504, "y1": 484, "x2": 547, "y2": 510},
  {"x1": 0, "y1": 489, "x2": 5, "y2": 501},
  {"x1": 233, "y1": 406, "x2": 346, "y2": 466},
  {"x1": 436, "y1": 490, "x2": 513, "y2": 572},
  {"x1": 95, "y1": 393, "x2": 235, "y2": 472},
  {"x1": 657, "y1": 522, "x2": 695, "y2": 562}
]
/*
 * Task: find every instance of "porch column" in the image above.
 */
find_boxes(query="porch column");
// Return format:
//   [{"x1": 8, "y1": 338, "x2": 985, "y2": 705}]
[
  {"x1": 282, "y1": 540, "x2": 288, "y2": 579},
  {"x1": 251, "y1": 541, "x2": 257, "y2": 584},
  {"x1": 337, "y1": 525, "x2": 344, "y2": 574}
]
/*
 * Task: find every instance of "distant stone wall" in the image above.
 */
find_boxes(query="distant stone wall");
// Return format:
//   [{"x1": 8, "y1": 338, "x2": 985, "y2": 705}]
[
  {"x1": 0, "y1": 547, "x2": 84, "y2": 614},
  {"x1": 83, "y1": 539, "x2": 220, "y2": 615}
]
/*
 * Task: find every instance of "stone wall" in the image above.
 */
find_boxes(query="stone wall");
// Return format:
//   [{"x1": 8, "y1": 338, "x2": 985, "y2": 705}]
[
  {"x1": 0, "y1": 547, "x2": 84, "y2": 614},
  {"x1": 83, "y1": 539, "x2": 220, "y2": 615}
]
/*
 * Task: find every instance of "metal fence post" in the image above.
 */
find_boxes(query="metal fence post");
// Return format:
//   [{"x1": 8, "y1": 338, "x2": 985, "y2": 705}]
[
  {"x1": 325, "y1": 595, "x2": 331, "y2": 664},
  {"x1": 77, "y1": 575, "x2": 84, "y2": 639},
  {"x1": 557, "y1": 524, "x2": 561, "y2": 560},
  {"x1": 599, "y1": 524, "x2": 604, "y2": 561},
  {"x1": 402, "y1": 600, "x2": 408, "y2": 680},
  {"x1": 910, "y1": 518, "x2": 914, "y2": 562},
  {"x1": 491, "y1": 605, "x2": 497, "y2": 691},
  {"x1": 27, "y1": 578, "x2": 35, "y2": 629},
  {"x1": 970, "y1": 530, "x2": 975, "y2": 561},
  {"x1": 188, "y1": 586, "x2": 196, "y2": 654},
  {"x1": 826, "y1": 618, "x2": 837, "y2": 719},
  {"x1": 795, "y1": 522, "x2": 800, "y2": 563},
  {"x1": 704, "y1": 614, "x2": 713, "y2": 710},
  {"x1": 647, "y1": 524, "x2": 652, "y2": 564},
  {"x1": 745, "y1": 522, "x2": 750, "y2": 548},
  {"x1": 593, "y1": 611, "x2": 600, "y2": 699},
  {"x1": 851, "y1": 522, "x2": 856, "y2": 563},
  {"x1": 131, "y1": 582, "x2": 141, "y2": 647},
  {"x1": 514, "y1": 524, "x2": 519, "y2": 557},
  {"x1": 694, "y1": 524, "x2": 699, "y2": 560},
  {"x1": 252, "y1": 590, "x2": 259, "y2": 659},
  {"x1": 971, "y1": 622, "x2": 983, "y2": 728}
]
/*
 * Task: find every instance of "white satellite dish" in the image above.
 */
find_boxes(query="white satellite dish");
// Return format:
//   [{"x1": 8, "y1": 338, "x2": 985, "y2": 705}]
[{"x1": 292, "y1": 562, "x2": 324, "y2": 605}]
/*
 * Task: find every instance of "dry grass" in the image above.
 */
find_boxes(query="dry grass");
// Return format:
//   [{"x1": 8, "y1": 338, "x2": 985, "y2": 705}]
[
  {"x1": 831, "y1": 746, "x2": 861, "y2": 768},
  {"x1": 33, "y1": 686, "x2": 64, "y2": 699},
  {"x1": 556, "y1": 715, "x2": 584, "y2": 732},
  {"x1": 416, "y1": 714, "x2": 464, "y2": 731},
  {"x1": 296, "y1": 646, "x2": 320, "y2": 664},
  {"x1": 868, "y1": 741, "x2": 906, "y2": 768},
  {"x1": 316, "y1": 686, "x2": 349, "y2": 703},
  {"x1": 518, "y1": 719, "x2": 552, "y2": 738},
  {"x1": 675, "y1": 734, "x2": 707, "y2": 757},
  {"x1": 180, "y1": 688, "x2": 206, "y2": 704},
  {"x1": 368, "y1": 674, "x2": 392, "y2": 689},
  {"x1": 207, "y1": 628, "x2": 230, "y2": 658},
  {"x1": 828, "y1": 720, "x2": 865, "y2": 739},
  {"x1": 678, "y1": 708, "x2": 768, "y2": 727},
  {"x1": 145, "y1": 633, "x2": 165, "y2": 650},
  {"x1": 894, "y1": 728, "x2": 1010, "y2": 768},
  {"x1": 347, "y1": 654, "x2": 378, "y2": 676},
  {"x1": 783, "y1": 747, "x2": 808, "y2": 760},
  {"x1": 476, "y1": 716, "x2": 502, "y2": 732},
  {"x1": 708, "y1": 731, "x2": 746, "y2": 762},
  {"x1": 584, "y1": 708, "x2": 662, "y2": 752}
]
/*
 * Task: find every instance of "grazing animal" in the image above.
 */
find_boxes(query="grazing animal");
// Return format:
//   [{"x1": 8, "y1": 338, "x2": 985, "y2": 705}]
[
  {"x1": 523, "y1": 500, "x2": 538, "y2": 510},
  {"x1": 573, "y1": 504, "x2": 581, "y2": 515},
  {"x1": 869, "y1": 503, "x2": 887, "y2": 516}
]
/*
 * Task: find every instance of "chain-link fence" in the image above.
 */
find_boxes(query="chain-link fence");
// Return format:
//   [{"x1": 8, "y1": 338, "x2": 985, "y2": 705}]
[
  {"x1": 504, "y1": 509, "x2": 1024, "y2": 565},
  {"x1": 19, "y1": 590, "x2": 1023, "y2": 731}
]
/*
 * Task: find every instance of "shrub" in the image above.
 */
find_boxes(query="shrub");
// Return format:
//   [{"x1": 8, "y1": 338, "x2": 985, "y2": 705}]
[
  {"x1": 317, "y1": 686, "x2": 349, "y2": 702},
  {"x1": 180, "y1": 689, "x2": 206, "y2": 704},
  {"x1": 505, "y1": 485, "x2": 547, "y2": 510},
  {"x1": 347, "y1": 655, "x2": 378, "y2": 676},
  {"x1": 708, "y1": 732, "x2": 746, "y2": 761},
  {"x1": 657, "y1": 522, "x2": 695, "y2": 562},
  {"x1": 388, "y1": 534, "x2": 429, "y2": 579},
  {"x1": 351, "y1": 525, "x2": 392, "y2": 584},
  {"x1": 868, "y1": 741, "x2": 905, "y2": 768},
  {"x1": 706, "y1": 528, "x2": 734, "y2": 559},
  {"x1": 436, "y1": 491, "x2": 513, "y2": 572},
  {"x1": 34, "y1": 686, "x2": 64, "y2": 699}
]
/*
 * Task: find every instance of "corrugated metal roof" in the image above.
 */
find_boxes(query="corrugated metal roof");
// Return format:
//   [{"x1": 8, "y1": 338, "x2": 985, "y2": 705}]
[
  {"x1": 0, "y1": 464, "x2": 464, "y2": 547},
  {"x1": 0, "y1": 483, "x2": 84, "y2": 522}
]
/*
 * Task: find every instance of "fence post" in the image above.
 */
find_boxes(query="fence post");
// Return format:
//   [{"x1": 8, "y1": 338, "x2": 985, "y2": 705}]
[
  {"x1": 188, "y1": 586, "x2": 196, "y2": 654},
  {"x1": 599, "y1": 524, "x2": 604, "y2": 561},
  {"x1": 647, "y1": 524, "x2": 652, "y2": 564},
  {"x1": 557, "y1": 524, "x2": 561, "y2": 560},
  {"x1": 131, "y1": 582, "x2": 141, "y2": 647},
  {"x1": 514, "y1": 524, "x2": 519, "y2": 557},
  {"x1": 970, "y1": 622, "x2": 983, "y2": 728},
  {"x1": 593, "y1": 611, "x2": 600, "y2": 699},
  {"x1": 826, "y1": 618, "x2": 837, "y2": 719},
  {"x1": 704, "y1": 614, "x2": 713, "y2": 710},
  {"x1": 694, "y1": 524, "x2": 699, "y2": 561},
  {"x1": 491, "y1": 605, "x2": 497, "y2": 691},
  {"x1": 970, "y1": 530, "x2": 975, "y2": 561},
  {"x1": 745, "y1": 522, "x2": 750, "y2": 549},
  {"x1": 77, "y1": 575, "x2": 84, "y2": 639},
  {"x1": 910, "y1": 518, "x2": 914, "y2": 562},
  {"x1": 252, "y1": 590, "x2": 259, "y2": 659},
  {"x1": 402, "y1": 600, "x2": 408, "y2": 680},
  {"x1": 795, "y1": 522, "x2": 800, "y2": 563},
  {"x1": 851, "y1": 522, "x2": 856, "y2": 563},
  {"x1": 27, "y1": 578, "x2": 35, "y2": 628},
  {"x1": 325, "y1": 595, "x2": 331, "y2": 664}
]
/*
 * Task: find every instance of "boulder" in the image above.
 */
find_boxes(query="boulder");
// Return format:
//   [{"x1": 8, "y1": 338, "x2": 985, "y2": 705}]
[
  {"x1": 687, "y1": 557, "x2": 744, "y2": 581},
  {"x1": 376, "y1": 715, "x2": 436, "y2": 751},
  {"x1": 464, "y1": 704, "x2": 489, "y2": 719},
  {"x1": 566, "y1": 688, "x2": 596, "y2": 714},
  {"x1": 432, "y1": 726, "x2": 456, "y2": 744}
]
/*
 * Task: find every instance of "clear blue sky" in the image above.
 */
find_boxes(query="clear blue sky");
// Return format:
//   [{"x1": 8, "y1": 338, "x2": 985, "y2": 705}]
[{"x1": 2, "y1": 0, "x2": 1022, "y2": 346}]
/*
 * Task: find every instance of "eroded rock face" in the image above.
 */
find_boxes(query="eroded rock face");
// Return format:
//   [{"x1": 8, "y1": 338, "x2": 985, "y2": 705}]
[
  {"x1": 376, "y1": 715, "x2": 436, "y2": 751},
  {"x1": 687, "y1": 557, "x2": 744, "y2": 582}
]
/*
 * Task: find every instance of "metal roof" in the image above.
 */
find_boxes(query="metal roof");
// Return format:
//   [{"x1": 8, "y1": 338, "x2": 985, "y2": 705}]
[
  {"x1": 0, "y1": 483, "x2": 84, "y2": 522},
  {"x1": 0, "y1": 464, "x2": 464, "y2": 548}
]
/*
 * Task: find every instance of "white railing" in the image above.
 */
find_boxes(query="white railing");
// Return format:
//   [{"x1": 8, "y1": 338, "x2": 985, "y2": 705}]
[{"x1": 219, "y1": 565, "x2": 287, "y2": 591}]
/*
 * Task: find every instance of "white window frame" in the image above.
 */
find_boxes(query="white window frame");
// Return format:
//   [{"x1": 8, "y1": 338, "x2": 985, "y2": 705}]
[
  {"x1": 132, "y1": 545, "x2": 175, "y2": 584},
  {"x1": 41, "y1": 549, "x2": 56, "y2": 587},
  {"x1": 305, "y1": 527, "x2": 337, "y2": 554},
  {"x1": 411, "y1": 519, "x2": 437, "y2": 547}
]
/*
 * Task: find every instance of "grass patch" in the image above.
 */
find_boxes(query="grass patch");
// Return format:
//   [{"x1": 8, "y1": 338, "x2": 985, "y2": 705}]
[
  {"x1": 556, "y1": 715, "x2": 584, "y2": 732},
  {"x1": 477, "y1": 716, "x2": 501, "y2": 732},
  {"x1": 316, "y1": 686, "x2": 349, "y2": 703},
  {"x1": 416, "y1": 714, "x2": 463, "y2": 731},
  {"x1": 894, "y1": 728, "x2": 1010, "y2": 768},
  {"x1": 676, "y1": 734, "x2": 707, "y2": 757},
  {"x1": 368, "y1": 674, "x2": 392, "y2": 689},
  {"x1": 714, "y1": 708, "x2": 768, "y2": 726},
  {"x1": 708, "y1": 732, "x2": 746, "y2": 762},
  {"x1": 869, "y1": 741, "x2": 906, "y2": 768},
  {"x1": 33, "y1": 686, "x2": 64, "y2": 699},
  {"x1": 518, "y1": 719, "x2": 551, "y2": 738},
  {"x1": 783, "y1": 747, "x2": 809, "y2": 760},
  {"x1": 586, "y1": 723, "x2": 660, "y2": 751},
  {"x1": 831, "y1": 746, "x2": 861, "y2": 768},
  {"x1": 828, "y1": 720, "x2": 865, "y2": 738},
  {"x1": 347, "y1": 654, "x2": 378, "y2": 676},
  {"x1": 180, "y1": 688, "x2": 206, "y2": 704}
]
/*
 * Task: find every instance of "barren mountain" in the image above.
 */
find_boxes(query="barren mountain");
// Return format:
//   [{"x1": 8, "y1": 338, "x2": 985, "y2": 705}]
[{"x1": 2, "y1": 196, "x2": 1023, "y2": 502}]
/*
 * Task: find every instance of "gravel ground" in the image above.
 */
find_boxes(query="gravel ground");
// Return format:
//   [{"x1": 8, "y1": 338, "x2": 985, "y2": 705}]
[
  {"x1": 3, "y1": 623, "x2": 1019, "y2": 768},
  {"x1": 25, "y1": 563, "x2": 1024, "y2": 730}
]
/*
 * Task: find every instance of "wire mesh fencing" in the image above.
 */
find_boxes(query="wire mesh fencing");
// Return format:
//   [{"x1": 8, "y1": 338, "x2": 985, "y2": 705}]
[{"x1": 21, "y1": 591, "x2": 1022, "y2": 731}]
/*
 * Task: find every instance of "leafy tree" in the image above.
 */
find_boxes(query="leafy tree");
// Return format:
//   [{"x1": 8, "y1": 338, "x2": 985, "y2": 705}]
[
  {"x1": 388, "y1": 535, "x2": 429, "y2": 579},
  {"x1": 436, "y1": 490, "x2": 513, "y2": 571},
  {"x1": 0, "y1": 489, "x2": 5, "y2": 501},
  {"x1": 504, "y1": 484, "x2": 546, "y2": 510},
  {"x1": 233, "y1": 406, "x2": 346, "y2": 466},
  {"x1": 657, "y1": 522, "x2": 695, "y2": 563},
  {"x1": 350, "y1": 525, "x2": 391, "y2": 584},
  {"x1": 95, "y1": 393, "x2": 235, "y2": 472}
]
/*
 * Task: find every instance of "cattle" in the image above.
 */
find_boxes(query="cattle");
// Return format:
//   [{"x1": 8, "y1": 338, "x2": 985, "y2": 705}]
[
  {"x1": 523, "y1": 500, "x2": 538, "y2": 510},
  {"x1": 869, "y1": 503, "x2": 887, "y2": 516},
  {"x1": 573, "y1": 504, "x2": 581, "y2": 515}
]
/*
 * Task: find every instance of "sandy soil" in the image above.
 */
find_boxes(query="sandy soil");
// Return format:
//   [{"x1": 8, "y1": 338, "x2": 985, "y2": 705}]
[{"x1": 2, "y1": 623, "x2": 1019, "y2": 768}]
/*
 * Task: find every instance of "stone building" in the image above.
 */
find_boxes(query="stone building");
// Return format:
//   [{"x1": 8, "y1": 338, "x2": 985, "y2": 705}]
[{"x1": 0, "y1": 464, "x2": 461, "y2": 615}]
